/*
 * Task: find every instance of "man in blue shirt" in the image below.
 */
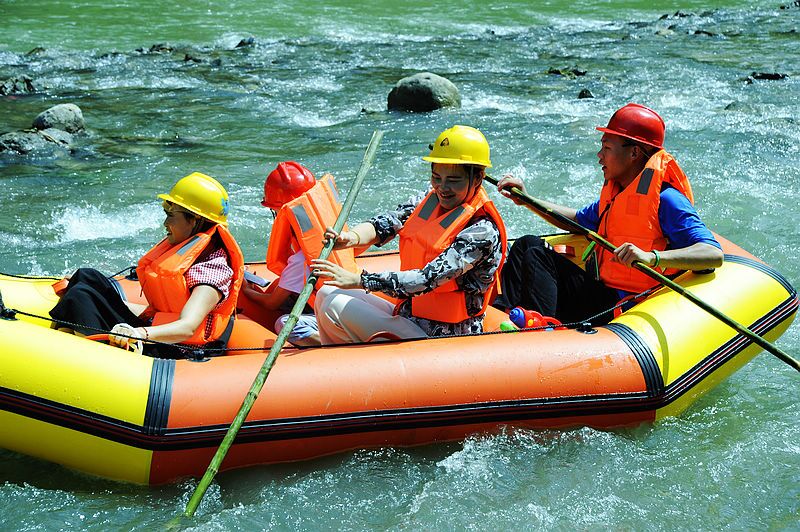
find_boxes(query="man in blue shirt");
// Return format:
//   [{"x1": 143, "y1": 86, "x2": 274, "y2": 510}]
[{"x1": 493, "y1": 103, "x2": 723, "y2": 324}]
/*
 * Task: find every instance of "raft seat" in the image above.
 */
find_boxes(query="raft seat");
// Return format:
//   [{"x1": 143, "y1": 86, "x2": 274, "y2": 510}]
[{"x1": 224, "y1": 315, "x2": 278, "y2": 355}]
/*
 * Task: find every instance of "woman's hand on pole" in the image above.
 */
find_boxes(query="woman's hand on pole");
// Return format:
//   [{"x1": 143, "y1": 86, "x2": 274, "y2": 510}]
[
  {"x1": 323, "y1": 227, "x2": 359, "y2": 249},
  {"x1": 497, "y1": 174, "x2": 530, "y2": 206},
  {"x1": 311, "y1": 259, "x2": 362, "y2": 289}
]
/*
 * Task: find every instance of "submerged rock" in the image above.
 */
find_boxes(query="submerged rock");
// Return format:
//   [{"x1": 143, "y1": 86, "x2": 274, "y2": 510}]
[
  {"x1": 578, "y1": 88, "x2": 594, "y2": 99},
  {"x1": 546, "y1": 67, "x2": 587, "y2": 78},
  {"x1": 387, "y1": 72, "x2": 461, "y2": 112},
  {"x1": 32, "y1": 104, "x2": 85, "y2": 133},
  {"x1": 235, "y1": 37, "x2": 255, "y2": 48},
  {"x1": 659, "y1": 11, "x2": 694, "y2": 20},
  {"x1": 136, "y1": 43, "x2": 174, "y2": 54},
  {"x1": 0, "y1": 130, "x2": 72, "y2": 155},
  {"x1": 750, "y1": 72, "x2": 788, "y2": 81},
  {"x1": 0, "y1": 75, "x2": 36, "y2": 96}
]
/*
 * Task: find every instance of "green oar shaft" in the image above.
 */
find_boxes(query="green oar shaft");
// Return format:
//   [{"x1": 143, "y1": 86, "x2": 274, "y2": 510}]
[
  {"x1": 183, "y1": 130, "x2": 384, "y2": 518},
  {"x1": 485, "y1": 175, "x2": 799, "y2": 372}
]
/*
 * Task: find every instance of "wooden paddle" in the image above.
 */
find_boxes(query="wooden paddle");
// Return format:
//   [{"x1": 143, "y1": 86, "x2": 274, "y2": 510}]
[
  {"x1": 182, "y1": 130, "x2": 385, "y2": 518},
  {"x1": 484, "y1": 175, "x2": 799, "y2": 373}
]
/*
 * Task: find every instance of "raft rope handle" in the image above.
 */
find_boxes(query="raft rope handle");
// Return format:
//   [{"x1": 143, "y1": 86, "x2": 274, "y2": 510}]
[{"x1": 5, "y1": 284, "x2": 658, "y2": 353}]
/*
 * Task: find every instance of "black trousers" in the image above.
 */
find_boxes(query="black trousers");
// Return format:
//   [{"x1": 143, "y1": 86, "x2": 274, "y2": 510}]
[
  {"x1": 50, "y1": 268, "x2": 223, "y2": 359},
  {"x1": 493, "y1": 235, "x2": 620, "y2": 325},
  {"x1": 49, "y1": 268, "x2": 147, "y2": 335}
]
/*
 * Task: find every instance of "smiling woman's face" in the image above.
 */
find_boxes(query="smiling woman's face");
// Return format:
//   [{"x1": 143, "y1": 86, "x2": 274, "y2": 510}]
[
  {"x1": 163, "y1": 203, "x2": 197, "y2": 245},
  {"x1": 430, "y1": 163, "x2": 479, "y2": 211}
]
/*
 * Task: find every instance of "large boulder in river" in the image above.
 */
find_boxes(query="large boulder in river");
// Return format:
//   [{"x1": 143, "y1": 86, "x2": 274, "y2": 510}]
[
  {"x1": 387, "y1": 72, "x2": 461, "y2": 112},
  {"x1": 32, "y1": 103, "x2": 85, "y2": 133}
]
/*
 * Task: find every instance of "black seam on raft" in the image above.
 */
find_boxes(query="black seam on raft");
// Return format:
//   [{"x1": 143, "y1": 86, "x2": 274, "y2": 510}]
[
  {"x1": 604, "y1": 322, "x2": 664, "y2": 397},
  {"x1": 143, "y1": 358, "x2": 175, "y2": 436}
]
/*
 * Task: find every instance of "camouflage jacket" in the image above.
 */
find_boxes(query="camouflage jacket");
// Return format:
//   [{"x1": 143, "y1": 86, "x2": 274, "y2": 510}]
[{"x1": 361, "y1": 192, "x2": 503, "y2": 337}]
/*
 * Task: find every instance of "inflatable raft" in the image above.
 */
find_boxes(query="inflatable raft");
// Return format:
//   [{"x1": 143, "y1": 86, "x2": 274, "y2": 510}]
[{"x1": 0, "y1": 233, "x2": 796, "y2": 485}]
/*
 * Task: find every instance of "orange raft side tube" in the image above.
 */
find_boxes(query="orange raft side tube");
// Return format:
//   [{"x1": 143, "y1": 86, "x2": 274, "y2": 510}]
[
  {"x1": 78, "y1": 233, "x2": 797, "y2": 485},
  {"x1": 148, "y1": 327, "x2": 650, "y2": 484}
]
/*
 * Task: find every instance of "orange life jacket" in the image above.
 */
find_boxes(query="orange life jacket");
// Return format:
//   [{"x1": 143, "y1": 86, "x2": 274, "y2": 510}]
[
  {"x1": 398, "y1": 187, "x2": 507, "y2": 323},
  {"x1": 266, "y1": 174, "x2": 358, "y2": 293},
  {"x1": 596, "y1": 150, "x2": 694, "y2": 293},
  {"x1": 136, "y1": 224, "x2": 245, "y2": 346}
]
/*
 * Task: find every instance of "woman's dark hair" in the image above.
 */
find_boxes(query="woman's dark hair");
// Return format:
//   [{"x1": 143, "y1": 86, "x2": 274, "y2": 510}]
[{"x1": 164, "y1": 201, "x2": 216, "y2": 235}]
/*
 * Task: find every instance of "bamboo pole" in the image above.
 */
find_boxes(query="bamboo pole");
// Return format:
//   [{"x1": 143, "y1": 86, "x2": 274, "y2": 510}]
[{"x1": 182, "y1": 130, "x2": 385, "y2": 519}]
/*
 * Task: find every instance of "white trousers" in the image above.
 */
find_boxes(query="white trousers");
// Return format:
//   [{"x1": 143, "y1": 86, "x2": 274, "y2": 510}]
[{"x1": 314, "y1": 286, "x2": 427, "y2": 344}]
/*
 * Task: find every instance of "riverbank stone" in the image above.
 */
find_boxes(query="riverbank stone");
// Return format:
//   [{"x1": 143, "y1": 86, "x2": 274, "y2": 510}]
[
  {"x1": 387, "y1": 72, "x2": 461, "y2": 112},
  {"x1": 32, "y1": 104, "x2": 85, "y2": 133}
]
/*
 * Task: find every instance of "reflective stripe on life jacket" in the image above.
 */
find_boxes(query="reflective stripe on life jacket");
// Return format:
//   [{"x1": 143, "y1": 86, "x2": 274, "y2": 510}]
[
  {"x1": 136, "y1": 224, "x2": 245, "y2": 346},
  {"x1": 597, "y1": 150, "x2": 694, "y2": 293},
  {"x1": 398, "y1": 187, "x2": 507, "y2": 323},
  {"x1": 266, "y1": 174, "x2": 358, "y2": 294}
]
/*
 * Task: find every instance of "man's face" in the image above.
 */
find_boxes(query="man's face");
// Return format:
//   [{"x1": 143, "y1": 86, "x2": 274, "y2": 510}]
[{"x1": 597, "y1": 133, "x2": 636, "y2": 183}]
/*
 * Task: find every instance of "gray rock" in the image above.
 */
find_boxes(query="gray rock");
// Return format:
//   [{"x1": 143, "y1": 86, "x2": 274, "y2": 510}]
[
  {"x1": 32, "y1": 103, "x2": 85, "y2": 133},
  {"x1": 0, "y1": 75, "x2": 36, "y2": 96},
  {"x1": 387, "y1": 72, "x2": 461, "y2": 112},
  {"x1": 0, "y1": 130, "x2": 71, "y2": 155},
  {"x1": 38, "y1": 127, "x2": 74, "y2": 145}
]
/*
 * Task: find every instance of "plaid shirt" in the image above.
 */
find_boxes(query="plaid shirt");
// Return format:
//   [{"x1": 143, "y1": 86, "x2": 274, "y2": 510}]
[{"x1": 185, "y1": 247, "x2": 233, "y2": 338}]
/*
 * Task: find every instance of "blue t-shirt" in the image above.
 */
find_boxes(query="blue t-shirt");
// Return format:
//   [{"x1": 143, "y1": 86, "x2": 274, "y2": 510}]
[{"x1": 575, "y1": 185, "x2": 721, "y2": 251}]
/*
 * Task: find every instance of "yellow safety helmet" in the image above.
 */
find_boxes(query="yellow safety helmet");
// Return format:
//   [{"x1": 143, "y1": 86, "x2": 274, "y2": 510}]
[
  {"x1": 158, "y1": 172, "x2": 230, "y2": 226},
  {"x1": 422, "y1": 125, "x2": 492, "y2": 168}
]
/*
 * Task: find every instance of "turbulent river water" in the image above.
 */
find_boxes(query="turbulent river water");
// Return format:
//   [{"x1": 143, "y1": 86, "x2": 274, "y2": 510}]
[{"x1": 1, "y1": 0, "x2": 798, "y2": 530}]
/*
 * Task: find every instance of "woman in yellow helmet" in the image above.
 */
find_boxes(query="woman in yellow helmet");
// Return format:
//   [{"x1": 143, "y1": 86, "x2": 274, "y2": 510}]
[
  {"x1": 49, "y1": 172, "x2": 245, "y2": 357},
  {"x1": 310, "y1": 125, "x2": 507, "y2": 343}
]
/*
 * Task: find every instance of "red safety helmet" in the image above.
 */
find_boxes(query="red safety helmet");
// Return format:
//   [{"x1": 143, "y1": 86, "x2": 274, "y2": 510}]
[
  {"x1": 262, "y1": 161, "x2": 315, "y2": 209},
  {"x1": 596, "y1": 103, "x2": 665, "y2": 149}
]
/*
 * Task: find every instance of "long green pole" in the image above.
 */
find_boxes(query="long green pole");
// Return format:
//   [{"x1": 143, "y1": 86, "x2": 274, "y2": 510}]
[
  {"x1": 183, "y1": 130, "x2": 385, "y2": 518},
  {"x1": 484, "y1": 175, "x2": 799, "y2": 373}
]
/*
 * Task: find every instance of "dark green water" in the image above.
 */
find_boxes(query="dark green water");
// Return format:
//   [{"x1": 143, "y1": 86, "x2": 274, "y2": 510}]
[{"x1": 1, "y1": 1, "x2": 798, "y2": 530}]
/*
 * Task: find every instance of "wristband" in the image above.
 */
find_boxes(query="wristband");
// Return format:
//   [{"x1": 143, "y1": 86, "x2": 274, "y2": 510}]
[{"x1": 652, "y1": 250, "x2": 661, "y2": 268}]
